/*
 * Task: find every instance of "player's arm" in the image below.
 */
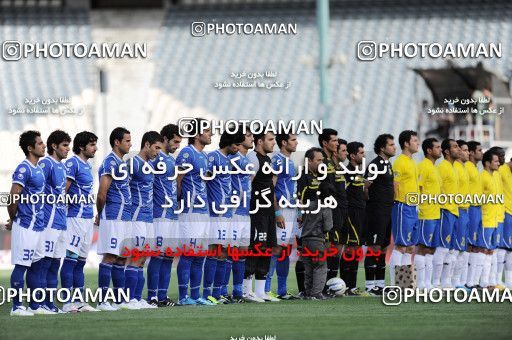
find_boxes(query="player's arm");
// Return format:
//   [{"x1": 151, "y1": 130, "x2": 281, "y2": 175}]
[
  {"x1": 5, "y1": 183, "x2": 23, "y2": 230},
  {"x1": 273, "y1": 175, "x2": 285, "y2": 228},
  {"x1": 65, "y1": 178, "x2": 73, "y2": 192},
  {"x1": 95, "y1": 174, "x2": 112, "y2": 226}
]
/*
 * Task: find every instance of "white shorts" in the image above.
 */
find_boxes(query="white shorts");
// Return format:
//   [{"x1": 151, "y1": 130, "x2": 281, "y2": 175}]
[
  {"x1": 11, "y1": 221, "x2": 43, "y2": 266},
  {"x1": 231, "y1": 214, "x2": 251, "y2": 247},
  {"x1": 179, "y1": 212, "x2": 209, "y2": 250},
  {"x1": 128, "y1": 221, "x2": 149, "y2": 252},
  {"x1": 33, "y1": 227, "x2": 65, "y2": 261},
  {"x1": 209, "y1": 216, "x2": 232, "y2": 247},
  {"x1": 151, "y1": 218, "x2": 180, "y2": 253},
  {"x1": 54, "y1": 217, "x2": 94, "y2": 258},
  {"x1": 97, "y1": 219, "x2": 128, "y2": 256},
  {"x1": 276, "y1": 208, "x2": 298, "y2": 245}
]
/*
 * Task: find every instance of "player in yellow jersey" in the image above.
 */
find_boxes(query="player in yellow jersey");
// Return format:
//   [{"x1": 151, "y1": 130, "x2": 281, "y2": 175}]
[
  {"x1": 466, "y1": 150, "x2": 500, "y2": 288},
  {"x1": 415, "y1": 138, "x2": 442, "y2": 289},
  {"x1": 488, "y1": 147, "x2": 506, "y2": 289},
  {"x1": 433, "y1": 139, "x2": 460, "y2": 288},
  {"x1": 452, "y1": 140, "x2": 471, "y2": 289},
  {"x1": 390, "y1": 130, "x2": 420, "y2": 285},
  {"x1": 497, "y1": 153, "x2": 512, "y2": 288},
  {"x1": 464, "y1": 141, "x2": 484, "y2": 289}
]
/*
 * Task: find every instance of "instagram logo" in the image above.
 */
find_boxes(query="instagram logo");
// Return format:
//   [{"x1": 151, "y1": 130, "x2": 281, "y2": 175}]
[
  {"x1": 191, "y1": 22, "x2": 206, "y2": 37},
  {"x1": 357, "y1": 40, "x2": 377, "y2": 61},
  {"x1": 2, "y1": 40, "x2": 22, "y2": 61},
  {"x1": 382, "y1": 286, "x2": 402, "y2": 306}
]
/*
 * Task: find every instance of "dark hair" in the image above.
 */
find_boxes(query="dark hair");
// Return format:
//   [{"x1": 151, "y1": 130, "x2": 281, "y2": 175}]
[
  {"x1": 482, "y1": 149, "x2": 498, "y2": 166},
  {"x1": 160, "y1": 124, "x2": 180, "y2": 141},
  {"x1": 347, "y1": 141, "x2": 364, "y2": 157},
  {"x1": 276, "y1": 134, "x2": 291, "y2": 149},
  {"x1": 373, "y1": 134, "x2": 393, "y2": 154},
  {"x1": 456, "y1": 139, "x2": 467, "y2": 148},
  {"x1": 441, "y1": 138, "x2": 455, "y2": 157},
  {"x1": 467, "y1": 141, "x2": 481, "y2": 153},
  {"x1": 337, "y1": 138, "x2": 347, "y2": 151},
  {"x1": 187, "y1": 118, "x2": 208, "y2": 144},
  {"x1": 488, "y1": 146, "x2": 505, "y2": 156},
  {"x1": 47, "y1": 130, "x2": 71, "y2": 155},
  {"x1": 398, "y1": 130, "x2": 417, "y2": 149},
  {"x1": 219, "y1": 131, "x2": 244, "y2": 149},
  {"x1": 318, "y1": 128, "x2": 338, "y2": 148},
  {"x1": 254, "y1": 133, "x2": 273, "y2": 146},
  {"x1": 422, "y1": 137, "x2": 438, "y2": 156},
  {"x1": 73, "y1": 131, "x2": 98, "y2": 154},
  {"x1": 305, "y1": 147, "x2": 323, "y2": 161},
  {"x1": 109, "y1": 127, "x2": 130, "y2": 148},
  {"x1": 141, "y1": 131, "x2": 164, "y2": 149},
  {"x1": 19, "y1": 130, "x2": 41, "y2": 156}
]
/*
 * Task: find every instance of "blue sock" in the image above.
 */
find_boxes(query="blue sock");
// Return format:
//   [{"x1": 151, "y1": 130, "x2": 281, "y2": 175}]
[
  {"x1": 147, "y1": 256, "x2": 162, "y2": 301},
  {"x1": 212, "y1": 259, "x2": 226, "y2": 299},
  {"x1": 124, "y1": 266, "x2": 139, "y2": 301},
  {"x1": 158, "y1": 257, "x2": 173, "y2": 301},
  {"x1": 60, "y1": 256, "x2": 77, "y2": 303},
  {"x1": 276, "y1": 255, "x2": 290, "y2": 296},
  {"x1": 73, "y1": 258, "x2": 86, "y2": 302},
  {"x1": 10, "y1": 264, "x2": 28, "y2": 310},
  {"x1": 190, "y1": 256, "x2": 205, "y2": 300},
  {"x1": 26, "y1": 260, "x2": 42, "y2": 310},
  {"x1": 135, "y1": 267, "x2": 145, "y2": 301},
  {"x1": 222, "y1": 259, "x2": 232, "y2": 296},
  {"x1": 177, "y1": 256, "x2": 193, "y2": 300},
  {"x1": 45, "y1": 258, "x2": 60, "y2": 309},
  {"x1": 98, "y1": 262, "x2": 112, "y2": 303},
  {"x1": 265, "y1": 255, "x2": 278, "y2": 293},
  {"x1": 202, "y1": 257, "x2": 217, "y2": 299},
  {"x1": 111, "y1": 264, "x2": 125, "y2": 303},
  {"x1": 232, "y1": 258, "x2": 245, "y2": 298},
  {"x1": 37, "y1": 257, "x2": 52, "y2": 308}
]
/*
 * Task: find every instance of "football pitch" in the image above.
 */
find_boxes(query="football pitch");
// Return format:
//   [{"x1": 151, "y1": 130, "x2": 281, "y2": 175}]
[{"x1": 0, "y1": 268, "x2": 510, "y2": 340}]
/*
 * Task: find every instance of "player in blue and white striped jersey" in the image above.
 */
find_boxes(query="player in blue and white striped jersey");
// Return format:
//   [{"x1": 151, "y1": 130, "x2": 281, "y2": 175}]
[
  {"x1": 124, "y1": 131, "x2": 163, "y2": 310},
  {"x1": 146, "y1": 124, "x2": 182, "y2": 307},
  {"x1": 95, "y1": 127, "x2": 132, "y2": 311},
  {"x1": 28, "y1": 130, "x2": 71, "y2": 314},
  {"x1": 7, "y1": 131, "x2": 46, "y2": 316},
  {"x1": 58, "y1": 131, "x2": 99, "y2": 313}
]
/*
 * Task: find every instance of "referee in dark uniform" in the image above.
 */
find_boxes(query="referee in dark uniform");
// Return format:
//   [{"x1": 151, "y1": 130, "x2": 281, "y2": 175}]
[
  {"x1": 318, "y1": 129, "x2": 348, "y2": 293},
  {"x1": 245, "y1": 132, "x2": 278, "y2": 301},
  {"x1": 364, "y1": 134, "x2": 396, "y2": 295}
]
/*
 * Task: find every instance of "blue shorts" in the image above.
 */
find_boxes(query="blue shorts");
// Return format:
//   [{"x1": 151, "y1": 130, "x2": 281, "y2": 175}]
[
  {"x1": 436, "y1": 209, "x2": 457, "y2": 249},
  {"x1": 392, "y1": 202, "x2": 419, "y2": 247},
  {"x1": 417, "y1": 219, "x2": 439, "y2": 248},
  {"x1": 474, "y1": 226, "x2": 495, "y2": 249},
  {"x1": 467, "y1": 206, "x2": 482, "y2": 247},
  {"x1": 453, "y1": 208, "x2": 469, "y2": 251},
  {"x1": 501, "y1": 213, "x2": 512, "y2": 249},
  {"x1": 493, "y1": 222, "x2": 504, "y2": 249}
]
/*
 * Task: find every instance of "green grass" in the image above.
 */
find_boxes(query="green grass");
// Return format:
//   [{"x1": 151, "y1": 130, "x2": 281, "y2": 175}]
[{"x1": 0, "y1": 268, "x2": 511, "y2": 340}]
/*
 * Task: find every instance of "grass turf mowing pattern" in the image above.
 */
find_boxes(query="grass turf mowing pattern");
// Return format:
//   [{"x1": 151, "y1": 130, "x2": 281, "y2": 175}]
[{"x1": 0, "y1": 269, "x2": 511, "y2": 340}]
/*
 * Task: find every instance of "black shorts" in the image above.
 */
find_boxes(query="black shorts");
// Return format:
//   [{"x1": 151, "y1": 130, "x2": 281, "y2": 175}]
[
  {"x1": 250, "y1": 211, "x2": 277, "y2": 248},
  {"x1": 365, "y1": 203, "x2": 392, "y2": 248},
  {"x1": 341, "y1": 207, "x2": 365, "y2": 246},
  {"x1": 327, "y1": 207, "x2": 347, "y2": 244}
]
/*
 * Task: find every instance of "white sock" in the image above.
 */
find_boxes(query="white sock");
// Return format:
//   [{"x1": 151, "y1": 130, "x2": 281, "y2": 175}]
[
  {"x1": 460, "y1": 252, "x2": 470, "y2": 285},
  {"x1": 452, "y1": 252, "x2": 463, "y2": 287},
  {"x1": 376, "y1": 280, "x2": 385, "y2": 288},
  {"x1": 254, "y1": 279, "x2": 266, "y2": 298},
  {"x1": 489, "y1": 252, "x2": 498, "y2": 286},
  {"x1": 243, "y1": 278, "x2": 253, "y2": 295},
  {"x1": 480, "y1": 254, "x2": 492, "y2": 288},
  {"x1": 414, "y1": 255, "x2": 426, "y2": 289},
  {"x1": 425, "y1": 254, "x2": 434, "y2": 289},
  {"x1": 505, "y1": 251, "x2": 512, "y2": 287},
  {"x1": 441, "y1": 250, "x2": 456, "y2": 288},
  {"x1": 389, "y1": 250, "x2": 403, "y2": 285},
  {"x1": 432, "y1": 247, "x2": 449, "y2": 286},
  {"x1": 365, "y1": 280, "x2": 375, "y2": 290},
  {"x1": 496, "y1": 248, "x2": 506, "y2": 285},
  {"x1": 402, "y1": 253, "x2": 412, "y2": 266}
]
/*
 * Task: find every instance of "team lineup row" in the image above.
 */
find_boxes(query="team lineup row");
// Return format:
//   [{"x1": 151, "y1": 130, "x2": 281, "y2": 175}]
[{"x1": 5, "y1": 120, "x2": 512, "y2": 316}]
